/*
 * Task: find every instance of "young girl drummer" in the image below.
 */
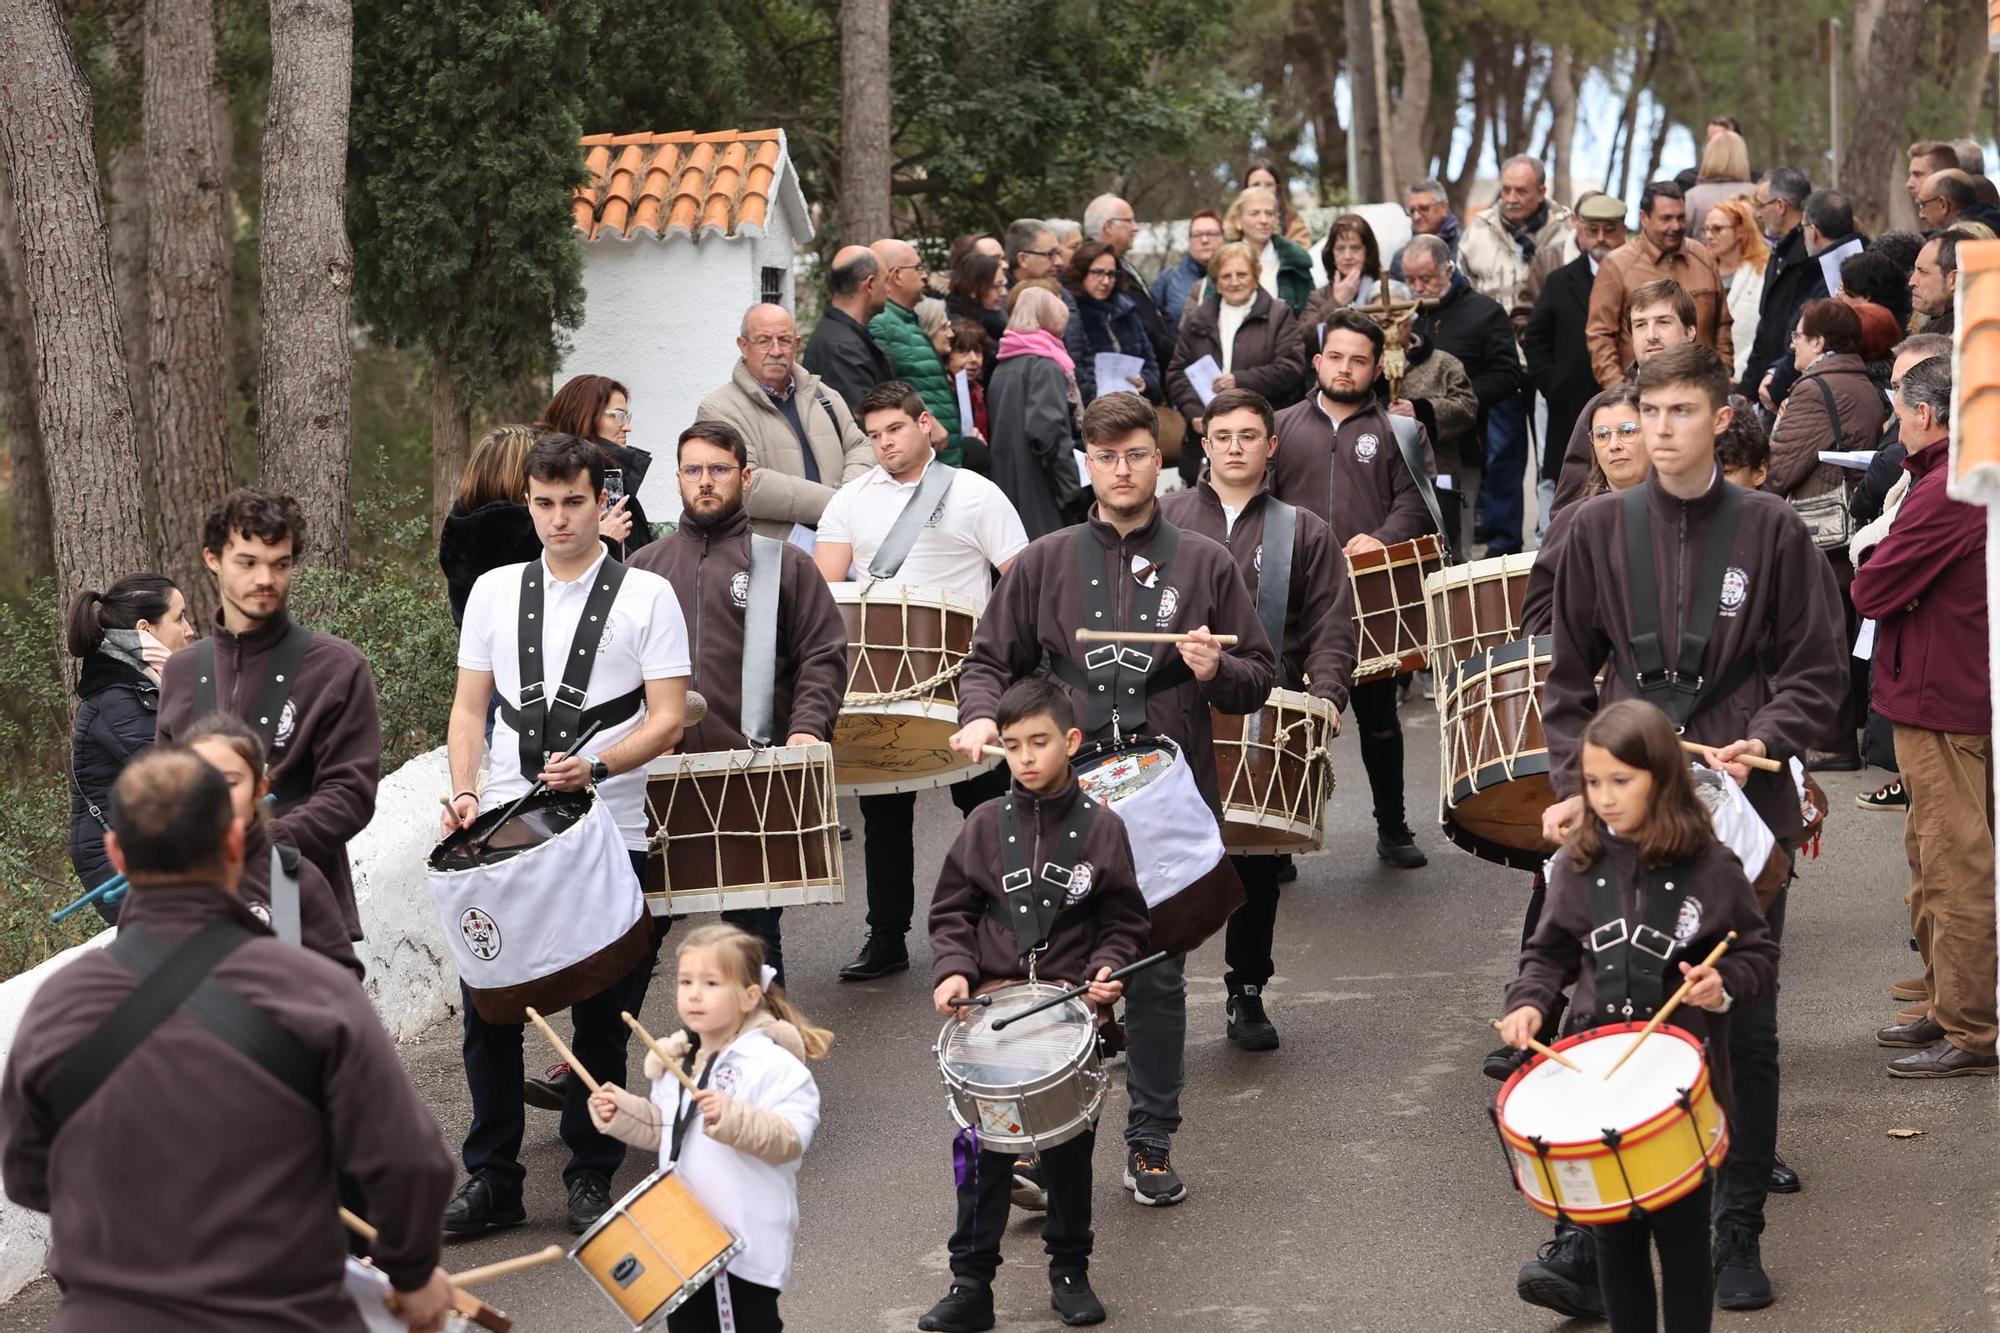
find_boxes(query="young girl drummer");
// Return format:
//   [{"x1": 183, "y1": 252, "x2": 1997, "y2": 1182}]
[
  {"x1": 589, "y1": 925, "x2": 831, "y2": 1332},
  {"x1": 1500, "y1": 700, "x2": 1779, "y2": 1333}
]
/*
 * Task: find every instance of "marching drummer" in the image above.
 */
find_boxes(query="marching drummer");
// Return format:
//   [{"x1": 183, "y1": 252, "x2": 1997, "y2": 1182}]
[
  {"x1": 812, "y1": 380, "x2": 1029, "y2": 986},
  {"x1": 948, "y1": 392, "x2": 1275, "y2": 1210},
  {"x1": 1268, "y1": 310, "x2": 1442, "y2": 870},
  {"x1": 1158, "y1": 386, "x2": 1356, "y2": 1052},
  {"x1": 630, "y1": 418, "x2": 850, "y2": 987},
  {"x1": 923, "y1": 678, "x2": 1152, "y2": 1332},
  {"x1": 1527, "y1": 344, "x2": 1844, "y2": 1318},
  {"x1": 0, "y1": 750, "x2": 458, "y2": 1330},
  {"x1": 1500, "y1": 700, "x2": 1778, "y2": 1333},
  {"x1": 440, "y1": 432, "x2": 691, "y2": 1240}
]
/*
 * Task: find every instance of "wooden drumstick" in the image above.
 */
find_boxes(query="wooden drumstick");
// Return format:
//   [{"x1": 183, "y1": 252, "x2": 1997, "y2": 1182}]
[
  {"x1": 620, "y1": 1010, "x2": 704, "y2": 1097},
  {"x1": 523, "y1": 1007, "x2": 601, "y2": 1094},
  {"x1": 1074, "y1": 628, "x2": 1240, "y2": 646},
  {"x1": 1489, "y1": 1019, "x2": 1582, "y2": 1073},
  {"x1": 981, "y1": 744, "x2": 1007, "y2": 759},
  {"x1": 1679, "y1": 740, "x2": 1783, "y2": 773},
  {"x1": 1603, "y1": 931, "x2": 1738, "y2": 1080},
  {"x1": 451, "y1": 1245, "x2": 568, "y2": 1289},
  {"x1": 338, "y1": 1206, "x2": 377, "y2": 1241}
]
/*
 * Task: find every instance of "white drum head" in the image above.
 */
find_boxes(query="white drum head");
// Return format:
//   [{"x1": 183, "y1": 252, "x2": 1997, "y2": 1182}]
[
  {"x1": 941, "y1": 985, "x2": 1095, "y2": 1089},
  {"x1": 1501, "y1": 1027, "x2": 1703, "y2": 1146}
]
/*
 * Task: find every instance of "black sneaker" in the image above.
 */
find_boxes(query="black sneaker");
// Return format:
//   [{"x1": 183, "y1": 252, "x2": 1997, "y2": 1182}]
[
  {"x1": 441, "y1": 1173, "x2": 525, "y2": 1240},
  {"x1": 566, "y1": 1171, "x2": 613, "y2": 1235},
  {"x1": 1857, "y1": 779, "x2": 1908, "y2": 811},
  {"x1": 1124, "y1": 1142, "x2": 1187, "y2": 1206},
  {"x1": 1050, "y1": 1270, "x2": 1106, "y2": 1325},
  {"x1": 1483, "y1": 1043, "x2": 1531, "y2": 1082},
  {"x1": 837, "y1": 931, "x2": 910, "y2": 982},
  {"x1": 1011, "y1": 1156, "x2": 1049, "y2": 1211},
  {"x1": 1714, "y1": 1223, "x2": 1773, "y2": 1309},
  {"x1": 523, "y1": 1061, "x2": 570, "y2": 1111},
  {"x1": 1376, "y1": 827, "x2": 1428, "y2": 869},
  {"x1": 1516, "y1": 1225, "x2": 1603, "y2": 1319},
  {"x1": 918, "y1": 1282, "x2": 995, "y2": 1332},
  {"x1": 1225, "y1": 986, "x2": 1280, "y2": 1051}
]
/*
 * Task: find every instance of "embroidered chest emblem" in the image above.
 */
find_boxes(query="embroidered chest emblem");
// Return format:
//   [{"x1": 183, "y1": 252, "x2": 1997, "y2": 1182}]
[
  {"x1": 273, "y1": 700, "x2": 297, "y2": 748},
  {"x1": 1355, "y1": 432, "x2": 1380, "y2": 463},
  {"x1": 1065, "y1": 861, "x2": 1095, "y2": 904},
  {"x1": 1718, "y1": 567, "x2": 1749, "y2": 617},
  {"x1": 460, "y1": 908, "x2": 502, "y2": 960},
  {"x1": 1674, "y1": 895, "x2": 1704, "y2": 946},
  {"x1": 1155, "y1": 586, "x2": 1181, "y2": 627},
  {"x1": 729, "y1": 571, "x2": 751, "y2": 608},
  {"x1": 713, "y1": 1061, "x2": 741, "y2": 1094},
  {"x1": 1252, "y1": 543, "x2": 1264, "y2": 574}
]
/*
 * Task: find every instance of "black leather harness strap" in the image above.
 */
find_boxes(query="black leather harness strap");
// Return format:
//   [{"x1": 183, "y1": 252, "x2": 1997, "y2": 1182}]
[
  {"x1": 987, "y1": 794, "x2": 1102, "y2": 958},
  {"x1": 1616, "y1": 484, "x2": 1753, "y2": 729},
  {"x1": 505, "y1": 559, "x2": 638, "y2": 778},
  {"x1": 1587, "y1": 864, "x2": 1688, "y2": 1025},
  {"x1": 1047, "y1": 522, "x2": 1192, "y2": 735},
  {"x1": 192, "y1": 624, "x2": 316, "y2": 805},
  {"x1": 1253, "y1": 498, "x2": 1297, "y2": 660}
]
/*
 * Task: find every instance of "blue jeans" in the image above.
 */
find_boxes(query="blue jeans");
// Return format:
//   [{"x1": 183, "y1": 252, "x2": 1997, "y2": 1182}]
[
  {"x1": 1477, "y1": 389, "x2": 1530, "y2": 555},
  {"x1": 1123, "y1": 951, "x2": 1187, "y2": 1148}
]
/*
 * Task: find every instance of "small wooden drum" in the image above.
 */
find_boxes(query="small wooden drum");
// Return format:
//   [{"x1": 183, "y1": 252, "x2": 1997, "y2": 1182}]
[
  {"x1": 1493, "y1": 1022, "x2": 1729, "y2": 1226},
  {"x1": 1349, "y1": 534, "x2": 1444, "y2": 682},
  {"x1": 643, "y1": 743, "x2": 844, "y2": 917},
  {"x1": 830, "y1": 581, "x2": 993, "y2": 795},
  {"x1": 937, "y1": 981, "x2": 1107, "y2": 1153},
  {"x1": 1424, "y1": 551, "x2": 1537, "y2": 676},
  {"x1": 1210, "y1": 689, "x2": 1337, "y2": 855},
  {"x1": 1438, "y1": 635, "x2": 1557, "y2": 869},
  {"x1": 571, "y1": 1169, "x2": 743, "y2": 1328}
]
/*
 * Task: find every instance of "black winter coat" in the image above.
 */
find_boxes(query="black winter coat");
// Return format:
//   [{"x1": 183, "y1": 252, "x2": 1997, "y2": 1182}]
[
  {"x1": 68, "y1": 654, "x2": 159, "y2": 902},
  {"x1": 1739, "y1": 226, "x2": 1823, "y2": 401},
  {"x1": 438, "y1": 500, "x2": 543, "y2": 625},
  {"x1": 1522, "y1": 254, "x2": 1599, "y2": 480},
  {"x1": 1852, "y1": 421, "x2": 1907, "y2": 529},
  {"x1": 1413, "y1": 272, "x2": 1525, "y2": 431}
]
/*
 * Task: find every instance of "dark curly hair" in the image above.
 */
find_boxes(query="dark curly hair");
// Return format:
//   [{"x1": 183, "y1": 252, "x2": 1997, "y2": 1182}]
[{"x1": 201, "y1": 489, "x2": 307, "y2": 559}]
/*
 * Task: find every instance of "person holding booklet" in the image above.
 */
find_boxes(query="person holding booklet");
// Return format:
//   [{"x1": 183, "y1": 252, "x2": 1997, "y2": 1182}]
[{"x1": 1166, "y1": 241, "x2": 1311, "y2": 483}]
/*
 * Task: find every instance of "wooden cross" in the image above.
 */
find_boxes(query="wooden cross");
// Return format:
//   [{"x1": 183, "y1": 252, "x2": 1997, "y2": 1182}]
[{"x1": 1352, "y1": 269, "x2": 1426, "y2": 400}]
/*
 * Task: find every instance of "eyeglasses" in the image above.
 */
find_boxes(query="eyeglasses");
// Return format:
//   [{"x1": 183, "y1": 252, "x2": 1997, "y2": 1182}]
[
  {"x1": 1105, "y1": 216, "x2": 1136, "y2": 228},
  {"x1": 1590, "y1": 422, "x2": 1641, "y2": 442},
  {"x1": 1086, "y1": 266, "x2": 1119, "y2": 280},
  {"x1": 603, "y1": 407, "x2": 631, "y2": 423},
  {"x1": 1086, "y1": 448, "x2": 1156, "y2": 471},
  {"x1": 1189, "y1": 229, "x2": 1224, "y2": 242},
  {"x1": 1207, "y1": 431, "x2": 1267, "y2": 448},
  {"x1": 679, "y1": 463, "x2": 742, "y2": 481},
  {"x1": 1917, "y1": 195, "x2": 1943, "y2": 209},
  {"x1": 887, "y1": 262, "x2": 929, "y2": 277},
  {"x1": 1407, "y1": 202, "x2": 1441, "y2": 215},
  {"x1": 1021, "y1": 248, "x2": 1061, "y2": 261},
  {"x1": 745, "y1": 335, "x2": 798, "y2": 351}
]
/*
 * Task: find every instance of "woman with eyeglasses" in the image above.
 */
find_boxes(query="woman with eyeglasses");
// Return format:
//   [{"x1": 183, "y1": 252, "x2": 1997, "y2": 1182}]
[
  {"x1": 1166, "y1": 241, "x2": 1309, "y2": 482},
  {"x1": 1301, "y1": 214, "x2": 1413, "y2": 330},
  {"x1": 1701, "y1": 197, "x2": 1768, "y2": 381},
  {"x1": 538, "y1": 373, "x2": 656, "y2": 555},
  {"x1": 1062, "y1": 240, "x2": 1162, "y2": 405}
]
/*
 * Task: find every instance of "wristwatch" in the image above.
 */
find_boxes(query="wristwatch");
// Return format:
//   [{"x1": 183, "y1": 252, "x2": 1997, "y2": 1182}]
[
  {"x1": 587, "y1": 754, "x2": 610, "y2": 785},
  {"x1": 1716, "y1": 985, "x2": 1735, "y2": 1015}
]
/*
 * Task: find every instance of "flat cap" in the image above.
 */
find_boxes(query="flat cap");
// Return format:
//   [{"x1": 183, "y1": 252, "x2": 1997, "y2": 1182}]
[{"x1": 1578, "y1": 194, "x2": 1628, "y2": 223}]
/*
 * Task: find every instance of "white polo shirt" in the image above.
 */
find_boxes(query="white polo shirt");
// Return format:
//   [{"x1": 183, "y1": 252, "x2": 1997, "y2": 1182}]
[
  {"x1": 817, "y1": 459, "x2": 1029, "y2": 602},
  {"x1": 459, "y1": 550, "x2": 691, "y2": 850}
]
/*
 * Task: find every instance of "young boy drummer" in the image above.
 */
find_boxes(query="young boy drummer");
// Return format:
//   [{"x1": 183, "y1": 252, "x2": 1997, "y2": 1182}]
[{"x1": 923, "y1": 678, "x2": 1152, "y2": 1331}]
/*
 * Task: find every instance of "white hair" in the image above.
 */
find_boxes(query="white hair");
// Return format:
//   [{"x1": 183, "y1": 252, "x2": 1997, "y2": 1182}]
[
  {"x1": 1082, "y1": 195, "x2": 1129, "y2": 241},
  {"x1": 1404, "y1": 233, "x2": 1453, "y2": 268}
]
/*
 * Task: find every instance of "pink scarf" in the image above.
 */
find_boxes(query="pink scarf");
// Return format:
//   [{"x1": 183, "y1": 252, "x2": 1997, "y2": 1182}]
[{"x1": 995, "y1": 327, "x2": 1075, "y2": 375}]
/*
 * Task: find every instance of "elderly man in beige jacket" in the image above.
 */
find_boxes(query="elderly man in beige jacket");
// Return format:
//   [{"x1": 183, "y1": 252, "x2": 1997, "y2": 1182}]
[{"x1": 696, "y1": 303, "x2": 875, "y2": 539}]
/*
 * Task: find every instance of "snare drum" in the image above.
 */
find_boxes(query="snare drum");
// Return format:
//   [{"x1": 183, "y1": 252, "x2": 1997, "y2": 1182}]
[
  {"x1": 643, "y1": 743, "x2": 843, "y2": 917},
  {"x1": 1349, "y1": 534, "x2": 1444, "y2": 682},
  {"x1": 936, "y1": 982, "x2": 1107, "y2": 1154},
  {"x1": 1493, "y1": 1022, "x2": 1730, "y2": 1225},
  {"x1": 830, "y1": 582, "x2": 992, "y2": 794},
  {"x1": 1210, "y1": 689, "x2": 1337, "y2": 854},
  {"x1": 1424, "y1": 552, "x2": 1537, "y2": 675},
  {"x1": 1072, "y1": 735, "x2": 1243, "y2": 955},
  {"x1": 1438, "y1": 636, "x2": 1557, "y2": 869},
  {"x1": 572, "y1": 1169, "x2": 743, "y2": 1328}
]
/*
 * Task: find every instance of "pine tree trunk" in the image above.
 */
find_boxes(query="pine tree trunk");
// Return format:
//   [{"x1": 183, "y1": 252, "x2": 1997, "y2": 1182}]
[
  {"x1": 146, "y1": 0, "x2": 233, "y2": 619},
  {"x1": 1384, "y1": 0, "x2": 1431, "y2": 196},
  {"x1": 839, "y1": 0, "x2": 891, "y2": 242},
  {"x1": 1547, "y1": 45, "x2": 1578, "y2": 208},
  {"x1": 429, "y1": 358, "x2": 470, "y2": 539},
  {"x1": 258, "y1": 0, "x2": 353, "y2": 570},
  {"x1": 1343, "y1": 0, "x2": 1384, "y2": 204},
  {"x1": 108, "y1": 143, "x2": 156, "y2": 515},
  {"x1": 1847, "y1": 0, "x2": 1943, "y2": 234},
  {"x1": 0, "y1": 162, "x2": 53, "y2": 581},
  {"x1": 0, "y1": 0, "x2": 154, "y2": 619}
]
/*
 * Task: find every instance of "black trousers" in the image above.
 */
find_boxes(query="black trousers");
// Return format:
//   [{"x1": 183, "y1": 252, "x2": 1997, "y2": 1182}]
[
  {"x1": 665, "y1": 1273, "x2": 783, "y2": 1332},
  {"x1": 1593, "y1": 1181, "x2": 1714, "y2": 1333},
  {"x1": 858, "y1": 767, "x2": 1009, "y2": 936},
  {"x1": 1716, "y1": 881, "x2": 1787, "y2": 1234},
  {"x1": 720, "y1": 907, "x2": 785, "y2": 989},
  {"x1": 1223, "y1": 854, "x2": 1284, "y2": 989},
  {"x1": 949, "y1": 1128, "x2": 1095, "y2": 1285},
  {"x1": 1349, "y1": 676, "x2": 1407, "y2": 833},
  {"x1": 461, "y1": 851, "x2": 664, "y2": 1191}
]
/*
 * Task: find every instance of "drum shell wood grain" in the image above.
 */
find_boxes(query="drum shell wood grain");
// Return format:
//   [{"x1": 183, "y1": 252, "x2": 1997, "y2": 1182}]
[
  {"x1": 1424, "y1": 552, "x2": 1537, "y2": 676},
  {"x1": 571, "y1": 1170, "x2": 742, "y2": 1327},
  {"x1": 830, "y1": 583, "x2": 992, "y2": 794},
  {"x1": 1439, "y1": 636, "x2": 1558, "y2": 869},
  {"x1": 1210, "y1": 689, "x2": 1337, "y2": 854},
  {"x1": 642, "y1": 745, "x2": 843, "y2": 917},
  {"x1": 1349, "y1": 534, "x2": 1444, "y2": 681}
]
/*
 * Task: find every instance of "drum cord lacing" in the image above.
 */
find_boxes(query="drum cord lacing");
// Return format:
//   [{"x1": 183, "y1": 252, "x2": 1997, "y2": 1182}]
[
  {"x1": 645, "y1": 748, "x2": 840, "y2": 899},
  {"x1": 844, "y1": 591, "x2": 970, "y2": 706}
]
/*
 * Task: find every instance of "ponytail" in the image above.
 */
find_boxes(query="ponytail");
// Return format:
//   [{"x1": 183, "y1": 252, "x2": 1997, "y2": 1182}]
[
  {"x1": 64, "y1": 591, "x2": 108, "y2": 658},
  {"x1": 64, "y1": 574, "x2": 179, "y2": 660},
  {"x1": 762, "y1": 986, "x2": 835, "y2": 1061}
]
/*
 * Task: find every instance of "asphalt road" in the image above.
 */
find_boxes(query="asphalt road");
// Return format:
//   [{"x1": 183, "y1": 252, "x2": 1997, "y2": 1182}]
[{"x1": 4, "y1": 691, "x2": 1997, "y2": 1332}]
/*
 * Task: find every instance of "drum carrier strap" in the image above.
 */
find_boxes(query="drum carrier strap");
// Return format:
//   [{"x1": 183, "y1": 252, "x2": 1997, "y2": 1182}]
[
  {"x1": 1386, "y1": 413, "x2": 1447, "y2": 549},
  {"x1": 986, "y1": 794, "x2": 1103, "y2": 959},
  {"x1": 504, "y1": 559, "x2": 638, "y2": 779},
  {"x1": 740, "y1": 535, "x2": 785, "y2": 745},
  {"x1": 44, "y1": 919, "x2": 323, "y2": 1131},
  {"x1": 669, "y1": 1045, "x2": 718, "y2": 1162},
  {"x1": 1047, "y1": 522, "x2": 1193, "y2": 736},
  {"x1": 268, "y1": 844, "x2": 302, "y2": 947},
  {"x1": 1616, "y1": 485, "x2": 1752, "y2": 729},
  {"x1": 1253, "y1": 498, "x2": 1297, "y2": 660},
  {"x1": 1587, "y1": 863, "x2": 1689, "y2": 1025},
  {"x1": 866, "y1": 462, "x2": 957, "y2": 581},
  {"x1": 192, "y1": 624, "x2": 316, "y2": 806}
]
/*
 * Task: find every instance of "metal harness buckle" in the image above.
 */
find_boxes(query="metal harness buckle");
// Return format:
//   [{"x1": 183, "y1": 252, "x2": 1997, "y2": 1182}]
[
  {"x1": 1001, "y1": 868, "x2": 1033, "y2": 895},
  {"x1": 552, "y1": 681, "x2": 590, "y2": 710},
  {"x1": 1589, "y1": 918, "x2": 1629, "y2": 953},
  {"x1": 1631, "y1": 924, "x2": 1676, "y2": 961}
]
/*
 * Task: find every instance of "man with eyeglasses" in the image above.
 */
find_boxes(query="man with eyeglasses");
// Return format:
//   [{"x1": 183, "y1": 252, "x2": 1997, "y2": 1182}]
[
  {"x1": 869, "y1": 238, "x2": 968, "y2": 464},
  {"x1": 1158, "y1": 387, "x2": 1354, "y2": 1052},
  {"x1": 1551, "y1": 278, "x2": 1699, "y2": 510},
  {"x1": 1388, "y1": 179, "x2": 1461, "y2": 281},
  {"x1": 1736, "y1": 167, "x2": 1814, "y2": 400},
  {"x1": 1151, "y1": 209, "x2": 1226, "y2": 327},
  {"x1": 1003, "y1": 218, "x2": 1063, "y2": 287},
  {"x1": 695, "y1": 303, "x2": 874, "y2": 541},
  {"x1": 949, "y1": 391, "x2": 1276, "y2": 1210},
  {"x1": 1910, "y1": 227, "x2": 1968, "y2": 337},
  {"x1": 628, "y1": 419, "x2": 849, "y2": 984},
  {"x1": 1084, "y1": 193, "x2": 1177, "y2": 368}
]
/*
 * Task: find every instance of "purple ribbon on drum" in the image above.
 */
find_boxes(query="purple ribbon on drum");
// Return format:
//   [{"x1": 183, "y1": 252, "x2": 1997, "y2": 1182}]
[{"x1": 953, "y1": 1125, "x2": 981, "y2": 1190}]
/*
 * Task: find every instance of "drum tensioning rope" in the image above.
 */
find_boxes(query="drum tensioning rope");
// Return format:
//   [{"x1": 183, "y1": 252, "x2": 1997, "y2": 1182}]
[{"x1": 990, "y1": 951, "x2": 1172, "y2": 1030}]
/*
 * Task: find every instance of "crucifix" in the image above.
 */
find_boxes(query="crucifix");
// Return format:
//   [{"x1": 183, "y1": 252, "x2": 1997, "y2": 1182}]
[{"x1": 1352, "y1": 270, "x2": 1427, "y2": 400}]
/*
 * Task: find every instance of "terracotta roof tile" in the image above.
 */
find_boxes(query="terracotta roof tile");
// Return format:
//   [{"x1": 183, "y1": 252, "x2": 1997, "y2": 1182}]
[{"x1": 573, "y1": 129, "x2": 786, "y2": 242}]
